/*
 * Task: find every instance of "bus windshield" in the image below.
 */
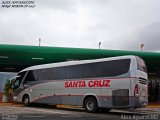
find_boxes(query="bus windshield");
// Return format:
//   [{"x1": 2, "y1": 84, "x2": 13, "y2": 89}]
[{"x1": 13, "y1": 72, "x2": 26, "y2": 90}]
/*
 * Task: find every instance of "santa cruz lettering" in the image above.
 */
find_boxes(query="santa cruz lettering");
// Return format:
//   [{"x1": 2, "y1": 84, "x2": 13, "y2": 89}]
[{"x1": 64, "y1": 80, "x2": 110, "y2": 88}]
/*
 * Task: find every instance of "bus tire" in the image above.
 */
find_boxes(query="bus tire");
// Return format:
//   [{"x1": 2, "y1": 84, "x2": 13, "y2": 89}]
[
  {"x1": 23, "y1": 95, "x2": 30, "y2": 107},
  {"x1": 84, "y1": 97, "x2": 98, "y2": 113}
]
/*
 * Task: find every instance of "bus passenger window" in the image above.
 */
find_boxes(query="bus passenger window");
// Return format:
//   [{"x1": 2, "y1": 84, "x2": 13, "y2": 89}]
[
  {"x1": 36, "y1": 69, "x2": 51, "y2": 81},
  {"x1": 66, "y1": 65, "x2": 83, "y2": 79},
  {"x1": 50, "y1": 67, "x2": 65, "y2": 80},
  {"x1": 24, "y1": 71, "x2": 37, "y2": 83},
  {"x1": 83, "y1": 59, "x2": 130, "y2": 78}
]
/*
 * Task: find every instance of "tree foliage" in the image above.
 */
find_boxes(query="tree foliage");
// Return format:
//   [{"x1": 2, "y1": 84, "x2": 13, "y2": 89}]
[{"x1": 4, "y1": 80, "x2": 12, "y2": 97}]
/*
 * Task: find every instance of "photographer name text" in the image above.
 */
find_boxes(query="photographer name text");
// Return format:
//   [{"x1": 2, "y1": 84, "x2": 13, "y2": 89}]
[{"x1": 1, "y1": 1, "x2": 35, "y2": 8}]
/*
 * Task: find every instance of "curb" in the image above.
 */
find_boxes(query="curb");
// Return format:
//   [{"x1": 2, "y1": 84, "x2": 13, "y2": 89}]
[
  {"x1": 145, "y1": 105, "x2": 160, "y2": 108},
  {"x1": 0, "y1": 102, "x2": 23, "y2": 107}
]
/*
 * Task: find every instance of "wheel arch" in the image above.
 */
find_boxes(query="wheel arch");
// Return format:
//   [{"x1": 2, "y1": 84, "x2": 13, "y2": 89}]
[
  {"x1": 83, "y1": 94, "x2": 99, "y2": 108},
  {"x1": 22, "y1": 93, "x2": 30, "y2": 103}
]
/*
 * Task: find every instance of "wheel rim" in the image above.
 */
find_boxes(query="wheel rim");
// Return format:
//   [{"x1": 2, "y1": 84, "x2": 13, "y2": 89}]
[{"x1": 86, "y1": 100, "x2": 94, "y2": 111}]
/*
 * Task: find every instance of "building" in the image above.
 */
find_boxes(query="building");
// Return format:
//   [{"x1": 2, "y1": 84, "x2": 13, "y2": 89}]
[{"x1": 0, "y1": 44, "x2": 160, "y2": 102}]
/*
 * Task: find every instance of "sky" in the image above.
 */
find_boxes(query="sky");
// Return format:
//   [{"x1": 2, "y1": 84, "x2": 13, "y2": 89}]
[{"x1": 0, "y1": 0, "x2": 160, "y2": 51}]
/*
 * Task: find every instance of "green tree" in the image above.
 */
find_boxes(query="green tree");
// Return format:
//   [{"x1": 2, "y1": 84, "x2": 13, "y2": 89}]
[{"x1": 4, "y1": 80, "x2": 13, "y2": 99}]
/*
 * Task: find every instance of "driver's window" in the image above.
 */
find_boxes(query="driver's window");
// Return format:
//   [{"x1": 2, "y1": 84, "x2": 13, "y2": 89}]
[
  {"x1": 14, "y1": 79, "x2": 20, "y2": 88},
  {"x1": 13, "y1": 78, "x2": 21, "y2": 90}
]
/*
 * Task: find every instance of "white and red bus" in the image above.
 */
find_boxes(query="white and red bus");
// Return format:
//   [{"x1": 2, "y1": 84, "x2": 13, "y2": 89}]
[{"x1": 12, "y1": 55, "x2": 148, "y2": 112}]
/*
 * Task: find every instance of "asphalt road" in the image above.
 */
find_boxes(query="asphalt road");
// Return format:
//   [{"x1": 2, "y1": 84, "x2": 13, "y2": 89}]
[{"x1": 0, "y1": 104, "x2": 160, "y2": 120}]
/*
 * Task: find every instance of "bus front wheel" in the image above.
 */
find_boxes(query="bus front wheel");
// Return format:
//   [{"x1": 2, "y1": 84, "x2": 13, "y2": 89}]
[
  {"x1": 23, "y1": 95, "x2": 30, "y2": 106},
  {"x1": 84, "y1": 97, "x2": 98, "y2": 113}
]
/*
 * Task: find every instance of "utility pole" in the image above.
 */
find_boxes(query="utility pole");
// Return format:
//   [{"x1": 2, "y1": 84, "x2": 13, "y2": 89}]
[
  {"x1": 141, "y1": 44, "x2": 144, "y2": 52},
  {"x1": 39, "y1": 38, "x2": 41, "y2": 46},
  {"x1": 99, "y1": 42, "x2": 101, "y2": 49}
]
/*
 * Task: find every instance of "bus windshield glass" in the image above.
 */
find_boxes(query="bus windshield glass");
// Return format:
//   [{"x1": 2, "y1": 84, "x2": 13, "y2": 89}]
[{"x1": 13, "y1": 72, "x2": 26, "y2": 89}]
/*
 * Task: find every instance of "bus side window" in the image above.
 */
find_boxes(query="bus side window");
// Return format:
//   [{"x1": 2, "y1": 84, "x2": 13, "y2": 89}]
[
  {"x1": 50, "y1": 67, "x2": 65, "y2": 80},
  {"x1": 66, "y1": 65, "x2": 83, "y2": 79},
  {"x1": 24, "y1": 71, "x2": 37, "y2": 83},
  {"x1": 104, "y1": 59, "x2": 131, "y2": 77},
  {"x1": 36, "y1": 69, "x2": 48, "y2": 81},
  {"x1": 83, "y1": 62, "x2": 104, "y2": 78},
  {"x1": 83, "y1": 59, "x2": 131, "y2": 78}
]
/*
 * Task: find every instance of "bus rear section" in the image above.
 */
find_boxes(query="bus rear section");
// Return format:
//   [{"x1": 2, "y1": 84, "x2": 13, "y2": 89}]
[
  {"x1": 83, "y1": 56, "x2": 148, "y2": 110},
  {"x1": 131, "y1": 57, "x2": 148, "y2": 108}
]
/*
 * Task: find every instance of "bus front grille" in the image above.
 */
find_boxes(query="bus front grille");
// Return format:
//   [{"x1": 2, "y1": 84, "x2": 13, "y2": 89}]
[{"x1": 112, "y1": 89, "x2": 129, "y2": 106}]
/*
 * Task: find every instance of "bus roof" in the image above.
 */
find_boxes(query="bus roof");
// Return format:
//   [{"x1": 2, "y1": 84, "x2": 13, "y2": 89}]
[{"x1": 20, "y1": 55, "x2": 136, "y2": 73}]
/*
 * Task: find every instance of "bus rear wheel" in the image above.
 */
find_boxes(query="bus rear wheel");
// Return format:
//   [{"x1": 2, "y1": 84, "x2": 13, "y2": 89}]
[
  {"x1": 84, "y1": 97, "x2": 98, "y2": 113},
  {"x1": 23, "y1": 95, "x2": 30, "y2": 107}
]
